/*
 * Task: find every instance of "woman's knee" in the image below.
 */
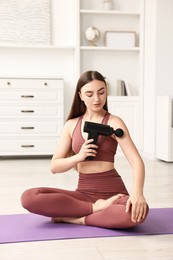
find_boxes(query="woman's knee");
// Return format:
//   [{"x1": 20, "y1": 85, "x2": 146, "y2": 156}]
[{"x1": 21, "y1": 188, "x2": 39, "y2": 211}]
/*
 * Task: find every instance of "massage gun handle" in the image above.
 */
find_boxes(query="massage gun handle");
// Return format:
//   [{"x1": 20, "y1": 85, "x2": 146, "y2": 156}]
[{"x1": 85, "y1": 132, "x2": 99, "y2": 161}]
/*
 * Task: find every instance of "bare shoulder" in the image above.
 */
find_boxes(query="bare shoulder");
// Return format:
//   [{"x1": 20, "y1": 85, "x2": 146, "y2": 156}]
[
  {"x1": 108, "y1": 114, "x2": 126, "y2": 129},
  {"x1": 107, "y1": 113, "x2": 132, "y2": 142}
]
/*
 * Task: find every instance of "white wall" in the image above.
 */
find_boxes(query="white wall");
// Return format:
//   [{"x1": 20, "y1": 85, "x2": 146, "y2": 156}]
[
  {"x1": 0, "y1": 0, "x2": 76, "y2": 119},
  {"x1": 143, "y1": 0, "x2": 173, "y2": 159},
  {"x1": 143, "y1": 0, "x2": 157, "y2": 159},
  {"x1": 155, "y1": 0, "x2": 173, "y2": 95}
]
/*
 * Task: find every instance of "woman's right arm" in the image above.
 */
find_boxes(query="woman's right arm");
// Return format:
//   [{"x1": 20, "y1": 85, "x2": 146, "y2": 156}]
[
  {"x1": 50, "y1": 120, "x2": 80, "y2": 173},
  {"x1": 50, "y1": 120, "x2": 97, "y2": 174}
]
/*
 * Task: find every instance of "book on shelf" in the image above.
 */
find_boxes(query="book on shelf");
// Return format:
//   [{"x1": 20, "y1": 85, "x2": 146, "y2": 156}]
[
  {"x1": 124, "y1": 81, "x2": 132, "y2": 96},
  {"x1": 116, "y1": 80, "x2": 132, "y2": 96}
]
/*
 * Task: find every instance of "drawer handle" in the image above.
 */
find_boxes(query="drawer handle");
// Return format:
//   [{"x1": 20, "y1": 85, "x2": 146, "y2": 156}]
[
  {"x1": 21, "y1": 110, "x2": 34, "y2": 113},
  {"x1": 21, "y1": 95, "x2": 34, "y2": 98},
  {"x1": 21, "y1": 145, "x2": 35, "y2": 148},
  {"x1": 21, "y1": 127, "x2": 35, "y2": 130}
]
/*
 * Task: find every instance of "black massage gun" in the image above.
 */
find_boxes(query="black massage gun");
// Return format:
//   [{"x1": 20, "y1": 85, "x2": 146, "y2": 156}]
[{"x1": 83, "y1": 121, "x2": 124, "y2": 160}]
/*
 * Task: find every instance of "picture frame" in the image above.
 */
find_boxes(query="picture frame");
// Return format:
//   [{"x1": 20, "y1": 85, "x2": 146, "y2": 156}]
[{"x1": 104, "y1": 31, "x2": 136, "y2": 48}]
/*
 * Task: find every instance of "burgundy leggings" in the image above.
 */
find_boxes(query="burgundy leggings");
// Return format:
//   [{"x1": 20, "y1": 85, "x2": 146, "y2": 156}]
[{"x1": 21, "y1": 169, "x2": 148, "y2": 228}]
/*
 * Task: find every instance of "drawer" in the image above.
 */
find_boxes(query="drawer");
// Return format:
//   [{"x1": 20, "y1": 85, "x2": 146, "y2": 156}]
[
  {"x1": 0, "y1": 78, "x2": 63, "y2": 90},
  {"x1": 0, "y1": 104, "x2": 63, "y2": 117},
  {"x1": 0, "y1": 137, "x2": 59, "y2": 155},
  {"x1": 0, "y1": 90, "x2": 63, "y2": 103},
  {"x1": 0, "y1": 119, "x2": 64, "y2": 135}
]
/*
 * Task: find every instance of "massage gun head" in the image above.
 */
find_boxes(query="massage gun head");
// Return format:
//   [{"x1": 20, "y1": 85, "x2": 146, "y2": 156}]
[{"x1": 114, "y1": 128, "x2": 124, "y2": 137}]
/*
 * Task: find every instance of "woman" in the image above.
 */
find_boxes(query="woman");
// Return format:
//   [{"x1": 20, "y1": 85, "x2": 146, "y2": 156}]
[{"x1": 21, "y1": 70, "x2": 149, "y2": 228}]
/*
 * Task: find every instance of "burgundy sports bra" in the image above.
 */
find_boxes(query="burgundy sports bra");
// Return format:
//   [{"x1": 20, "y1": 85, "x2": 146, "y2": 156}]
[{"x1": 72, "y1": 112, "x2": 118, "y2": 162}]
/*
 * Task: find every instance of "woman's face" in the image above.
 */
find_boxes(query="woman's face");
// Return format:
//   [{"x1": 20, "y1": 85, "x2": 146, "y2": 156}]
[{"x1": 79, "y1": 80, "x2": 107, "y2": 112}]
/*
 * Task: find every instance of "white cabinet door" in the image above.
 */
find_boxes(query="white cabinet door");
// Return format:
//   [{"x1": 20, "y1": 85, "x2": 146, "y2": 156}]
[
  {"x1": 108, "y1": 96, "x2": 141, "y2": 151},
  {"x1": 156, "y1": 96, "x2": 173, "y2": 162}
]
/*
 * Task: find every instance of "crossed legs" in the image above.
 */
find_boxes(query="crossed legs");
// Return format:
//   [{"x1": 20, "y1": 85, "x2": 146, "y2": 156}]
[{"x1": 21, "y1": 187, "x2": 147, "y2": 229}]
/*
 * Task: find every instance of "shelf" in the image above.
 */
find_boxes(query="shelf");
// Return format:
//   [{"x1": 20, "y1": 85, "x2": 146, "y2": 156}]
[
  {"x1": 0, "y1": 75, "x2": 63, "y2": 79},
  {"x1": 80, "y1": 10, "x2": 140, "y2": 16},
  {"x1": 0, "y1": 45, "x2": 75, "y2": 50},
  {"x1": 80, "y1": 46, "x2": 140, "y2": 51}
]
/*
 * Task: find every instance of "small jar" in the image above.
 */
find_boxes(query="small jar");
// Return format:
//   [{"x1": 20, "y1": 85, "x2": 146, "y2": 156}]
[{"x1": 103, "y1": 0, "x2": 114, "y2": 10}]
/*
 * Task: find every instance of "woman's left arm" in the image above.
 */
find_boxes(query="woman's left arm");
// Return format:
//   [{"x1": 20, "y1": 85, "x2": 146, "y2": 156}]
[
  {"x1": 125, "y1": 154, "x2": 148, "y2": 223},
  {"x1": 110, "y1": 116, "x2": 148, "y2": 223}
]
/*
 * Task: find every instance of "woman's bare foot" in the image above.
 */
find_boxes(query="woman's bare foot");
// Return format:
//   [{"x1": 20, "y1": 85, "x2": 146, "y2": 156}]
[
  {"x1": 93, "y1": 194, "x2": 125, "y2": 213},
  {"x1": 51, "y1": 216, "x2": 85, "y2": 225},
  {"x1": 51, "y1": 194, "x2": 125, "y2": 225}
]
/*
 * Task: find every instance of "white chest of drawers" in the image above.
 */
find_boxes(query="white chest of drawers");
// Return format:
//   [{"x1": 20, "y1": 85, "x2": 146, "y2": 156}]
[{"x1": 0, "y1": 77, "x2": 64, "y2": 156}]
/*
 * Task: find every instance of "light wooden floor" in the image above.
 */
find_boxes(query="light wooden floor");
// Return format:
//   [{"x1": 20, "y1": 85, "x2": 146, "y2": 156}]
[{"x1": 0, "y1": 156, "x2": 173, "y2": 259}]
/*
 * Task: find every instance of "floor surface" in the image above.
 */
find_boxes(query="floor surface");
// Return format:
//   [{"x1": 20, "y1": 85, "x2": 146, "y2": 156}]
[{"x1": 0, "y1": 156, "x2": 173, "y2": 259}]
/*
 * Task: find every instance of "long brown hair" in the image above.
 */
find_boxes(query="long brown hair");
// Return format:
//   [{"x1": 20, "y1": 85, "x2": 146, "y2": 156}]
[{"x1": 66, "y1": 71, "x2": 108, "y2": 121}]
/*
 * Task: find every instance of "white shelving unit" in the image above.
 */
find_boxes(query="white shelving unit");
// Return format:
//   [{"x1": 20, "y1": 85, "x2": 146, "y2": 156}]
[
  {"x1": 77, "y1": 0, "x2": 144, "y2": 151},
  {"x1": 77, "y1": 0, "x2": 144, "y2": 95},
  {"x1": 156, "y1": 96, "x2": 173, "y2": 162}
]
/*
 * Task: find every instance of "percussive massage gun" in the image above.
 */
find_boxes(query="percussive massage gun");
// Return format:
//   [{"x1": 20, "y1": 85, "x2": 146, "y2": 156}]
[{"x1": 83, "y1": 121, "x2": 124, "y2": 160}]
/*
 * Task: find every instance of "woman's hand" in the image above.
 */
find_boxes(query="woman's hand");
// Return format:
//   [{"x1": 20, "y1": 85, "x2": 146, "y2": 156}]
[
  {"x1": 77, "y1": 139, "x2": 98, "y2": 161},
  {"x1": 125, "y1": 193, "x2": 148, "y2": 223}
]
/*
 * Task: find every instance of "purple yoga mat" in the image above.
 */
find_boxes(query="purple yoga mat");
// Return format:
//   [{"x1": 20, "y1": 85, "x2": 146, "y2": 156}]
[{"x1": 0, "y1": 208, "x2": 173, "y2": 244}]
